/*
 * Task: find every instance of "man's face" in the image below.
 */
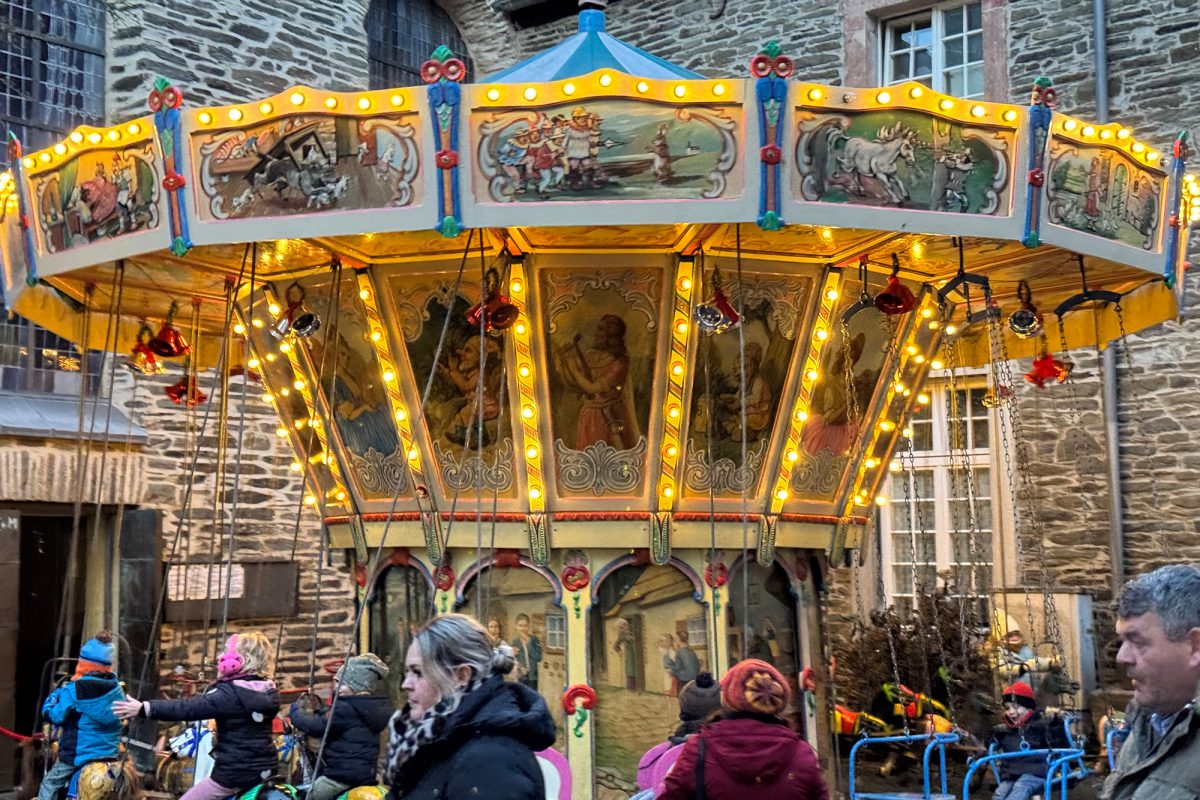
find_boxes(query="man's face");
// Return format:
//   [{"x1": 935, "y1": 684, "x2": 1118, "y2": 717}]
[
  {"x1": 516, "y1": 618, "x2": 530, "y2": 636},
  {"x1": 1115, "y1": 612, "x2": 1200, "y2": 714}
]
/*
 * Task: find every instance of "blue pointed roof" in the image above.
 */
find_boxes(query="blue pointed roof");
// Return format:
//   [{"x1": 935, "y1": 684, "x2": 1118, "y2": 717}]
[{"x1": 486, "y1": 8, "x2": 703, "y2": 83}]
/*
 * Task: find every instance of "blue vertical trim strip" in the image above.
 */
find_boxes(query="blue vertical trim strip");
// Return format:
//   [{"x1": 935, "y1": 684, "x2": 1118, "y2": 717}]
[
  {"x1": 772, "y1": 76, "x2": 786, "y2": 225},
  {"x1": 1163, "y1": 143, "x2": 1186, "y2": 291},
  {"x1": 428, "y1": 82, "x2": 445, "y2": 235},
  {"x1": 446, "y1": 80, "x2": 462, "y2": 237},
  {"x1": 1023, "y1": 102, "x2": 1051, "y2": 248},
  {"x1": 159, "y1": 104, "x2": 192, "y2": 256}
]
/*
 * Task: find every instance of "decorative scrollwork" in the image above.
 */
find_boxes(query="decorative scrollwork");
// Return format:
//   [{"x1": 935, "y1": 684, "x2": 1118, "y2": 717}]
[
  {"x1": 790, "y1": 447, "x2": 847, "y2": 497},
  {"x1": 544, "y1": 269, "x2": 660, "y2": 332},
  {"x1": 433, "y1": 437, "x2": 514, "y2": 493},
  {"x1": 674, "y1": 107, "x2": 739, "y2": 199},
  {"x1": 350, "y1": 448, "x2": 411, "y2": 496},
  {"x1": 554, "y1": 437, "x2": 646, "y2": 495},
  {"x1": 683, "y1": 438, "x2": 768, "y2": 495}
]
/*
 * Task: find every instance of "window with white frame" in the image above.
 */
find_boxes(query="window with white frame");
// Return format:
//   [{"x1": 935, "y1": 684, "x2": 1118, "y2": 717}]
[
  {"x1": 883, "y1": 379, "x2": 995, "y2": 619},
  {"x1": 881, "y1": 1, "x2": 984, "y2": 99},
  {"x1": 545, "y1": 612, "x2": 567, "y2": 650}
]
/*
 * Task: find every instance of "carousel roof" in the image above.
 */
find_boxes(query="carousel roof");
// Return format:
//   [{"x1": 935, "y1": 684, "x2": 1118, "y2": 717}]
[{"x1": 486, "y1": 7, "x2": 702, "y2": 83}]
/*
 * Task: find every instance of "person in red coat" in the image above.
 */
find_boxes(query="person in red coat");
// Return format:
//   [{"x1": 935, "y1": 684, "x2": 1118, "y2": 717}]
[{"x1": 658, "y1": 658, "x2": 829, "y2": 800}]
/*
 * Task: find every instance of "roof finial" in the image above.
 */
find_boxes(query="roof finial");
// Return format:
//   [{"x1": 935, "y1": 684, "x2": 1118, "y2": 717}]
[{"x1": 578, "y1": 0, "x2": 607, "y2": 32}]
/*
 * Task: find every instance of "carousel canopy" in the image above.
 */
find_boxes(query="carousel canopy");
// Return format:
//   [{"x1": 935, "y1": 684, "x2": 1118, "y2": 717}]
[{"x1": 0, "y1": 8, "x2": 1194, "y2": 564}]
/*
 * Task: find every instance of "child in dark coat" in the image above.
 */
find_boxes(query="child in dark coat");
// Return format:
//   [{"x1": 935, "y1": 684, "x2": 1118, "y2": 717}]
[
  {"x1": 990, "y1": 682, "x2": 1071, "y2": 800},
  {"x1": 114, "y1": 632, "x2": 280, "y2": 800},
  {"x1": 290, "y1": 653, "x2": 393, "y2": 800},
  {"x1": 39, "y1": 633, "x2": 124, "y2": 800}
]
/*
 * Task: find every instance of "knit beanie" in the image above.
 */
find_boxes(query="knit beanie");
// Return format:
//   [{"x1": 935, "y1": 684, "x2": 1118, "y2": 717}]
[
  {"x1": 336, "y1": 653, "x2": 389, "y2": 694},
  {"x1": 678, "y1": 672, "x2": 721, "y2": 721},
  {"x1": 1002, "y1": 681, "x2": 1037, "y2": 710},
  {"x1": 79, "y1": 632, "x2": 115, "y2": 668},
  {"x1": 720, "y1": 659, "x2": 791, "y2": 716}
]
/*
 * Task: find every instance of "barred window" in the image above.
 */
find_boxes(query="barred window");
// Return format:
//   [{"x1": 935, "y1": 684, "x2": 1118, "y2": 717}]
[
  {"x1": 0, "y1": 0, "x2": 105, "y2": 166},
  {"x1": 367, "y1": 0, "x2": 472, "y2": 89},
  {"x1": 0, "y1": 303, "x2": 100, "y2": 395}
]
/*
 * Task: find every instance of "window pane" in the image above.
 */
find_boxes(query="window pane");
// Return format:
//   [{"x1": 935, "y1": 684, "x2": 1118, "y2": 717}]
[
  {"x1": 966, "y1": 65, "x2": 985, "y2": 97},
  {"x1": 913, "y1": 22, "x2": 933, "y2": 47},
  {"x1": 944, "y1": 36, "x2": 964, "y2": 67},
  {"x1": 945, "y1": 68, "x2": 966, "y2": 97},
  {"x1": 891, "y1": 52, "x2": 911, "y2": 81},
  {"x1": 916, "y1": 565, "x2": 938, "y2": 590},
  {"x1": 967, "y1": 32, "x2": 984, "y2": 62},
  {"x1": 913, "y1": 420, "x2": 935, "y2": 452},
  {"x1": 893, "y1": 532, "x2": 914, "y2": 555},
  {"x1": 944, "y1": 6, "x2": 963, "y2": 35},
  {"x1": 967, "y1": 2, "x2": 983, "y2": 31},
  {"x1": 892, "y1": 23, "x2": 913, "y2": 50},
  {"x1": 914, "y1": 48, "x2": 933, "y2": 76},
  {"x1": 894, "y1": 565, "x2": 914, "y2": 591}
]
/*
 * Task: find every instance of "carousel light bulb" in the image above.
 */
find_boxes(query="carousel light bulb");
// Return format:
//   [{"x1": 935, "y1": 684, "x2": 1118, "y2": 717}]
[
  {"x1": 1132, "y1": 142, "x2": 1146, "y2": 154},
  {"x1": 357, "y1": 96, "x2": 372, "y2": 110},
  {"x1": 391, "y1": 94, "x2": 404, "y2": 107},
  {"x1": 324, "y1": 97, "x2": 338, "y2": 109},
  {"x1": 563, "y1": 82, "x2": 576, "y2": 96},
  {"x1": 902, "y1": 387, "x2": 912, "y2": 396},
  {"x1": 665, "y1": 444, "x2": 678, "y2": 458},
  {"x1": 879, "y1": 420, "x2": 895, "y2": 432},
  {"x1": 522, "y1": 405, "x2": 535, "y2": 419},
  {"x1": 335, "y1": 490, "x2": 347, "y2": 501},
  {"x1": 853, "y1": 495, "x2": 867, "y2": 506},
  {"x1": 1118, "y1": 128, "x2": 1132, "y2": 140},
  {"x1": 1147, "y1": 151, "x2": 1160, "y2": 162},
  {"x1": 795, "y1": 409, "x2": 809, "y2": 422},
  {"x1": 265, "y1": 353, "x2": 276, "y2": 363},
  {"x1": 673, "y1": 84, "x2": 687, "y2": 98},
  {"x1": 1002, "y1": 109, "x2": 1018, "y2": 123},
  {"x1": 39, "y1": 152, "x2": 51, "y2": 163},
  {"x1": 675, "y1": 321, "x2": 688, "y2": 334},
  {"x1": 408, "y1": 447, "x2": 419, "y2": 460},
  {"x1": 713, "y1": 83, "x2": 726, "y2": 96},
  {"x1": 825, "y1": 287, "x2": 840, "y2": 301},
  {"x1": 1082, "y1": 125, "x2": 1096, "y2": 138},
  {"x1": 233, "y1": 323, "x2": 246, "y2": 335},
  {"x1": 371, "y1": 329, "x2": 383, "y2": 342},
  {"x1": 53, "y1": 144, "x2": 67, "y2": 156},
  {"x1": 931, "y1": 359, "x2": 944, "y2": 370},
  {"x1": 905, "y1": 345, "x2": 917, "y2": 355},
  {"x1": 805, "y1": 368, "x2": 819, "y2": 381},
  {"x1": 511, "y1": 279, "x2": 523, "y2": 293},
  {"x1": 523, "y1": 87, "x2": 537, "y2": 101},
  {"x1": 383, "y1": 369, "x2": 396, "y2": 382},
  {"x1": 1100, "y1": 129, "x2": 1113, "y2": 140},
  {"x1": 636, "y1": 81, "x2": 649, "y2": 94},
  {"x1": 518, "y1": 365, "x2": 531, "y2": 377},
  {"x1": 290, "y1": 461, "x2": 302, "y2": 472},
  {"x1": 672, "y1": 363, "x2": 684, "y2": 376},
  {"x1": 890, "y1": 460, "x2": 902, "y2": 472},
  {"x1": 786, "y1": 449, "x2": 799, "y2": 462},
  {"x1": 530, "y1": 487, "x2": 543, "y2": 500},
  {"x1": 920, "y1": 308, "x2": 933, "y2": 319},
  {"x1": 294, "y1": 379, "x2": 306, "y2": 390},
  {"x1": 260, "y1": 102, "x2": 273, "y2": 114},
  {"x1": 395, "y1": 408, "x2": 407, "y2": 421},
  {"x1": 775, "y1": 488, "x2": 789, "y2": 501},
  {"x1": 929, "y1": 320, "x2": 941, "y2": 330},
  {"x1": 359, "y1": 287, "x2": 371, "y2": 301},
  {"x1": 88, "y1": 132, "x2": 103, "y2": 144},
  {"x1": 251, "y1": 318, "x2": 264, "y2": 328},
  {"x1": 290, "y1": 92, "x2": 305, "y2": 106},
  {"x1": 814, "y1": 327, "x2": 829, "y2": 341},
  {"x1": 679, "y1": 276, "x2": 692, "y2": 291},
  {"x1": 486, "y1": 88, "x2": 501, "y2": 101},
  {"x1": 268, "y1": 302, "x2": 282, "y2": 316},
  {"x1": 917, "y1": 392, "x2": 930, "y2": 405},
  {"x1": 294, "y1": 419, "x2": 306, "y2": 430},
  {"x1": 280, "y1": 388, "x2": 290, "y2": 396},
  {"x1": 875, "y1": 495, "x2": 888, "y2": 506},
  {"x1": 310, "y1": 417, "x2": 321, "y2": 429},
  {"x1": 939, "y1": 99, "x2": 954, "y2": 111},
  {"x1": 599, "y1": 73, "x2": 613, "y2": 87},
  {"x1": 1188, "y1": 183, "x2": 1200, "y2": 198},
  {"x1": 526, "y1": 445, "x2": 539, "y2": 459},
  {"x1": 970, "y1": 105, "x2": 986, "y2": 118},
  {"x1": 915, "y1": 354, "x2": 926, "y2": 364},
  {"x1": 864, "y1": 458, "x2": 879, "y2": 469},
  {"x1": 515, "y1": 322, "x2": 527, "y2": 335},
  {"x1": 276, "y1": 426, "x2": 287, "y2": 437},
  {"x1": 228, "y1": 108, "x2": 244, "y2": 122},
  {"x1": 304, "y1": 495, "x2": 316, "y2": 505},
  {"x1": 1064, "y1": 119, "x2": 1078, "y2": 132},
  {"x1": 909, "y1": 86, "x2": 924, "y2": 99},
  {"x1": 21, "y1": 157, "x2": 33, "y2": 168},
  {"x1": 805, "y1": 87, "x2": 823, "y2": 102},
  {"x1": 198, "y1": 112, "x2": 213, "y2": 125},
  {"x1": 944, "y1": 324, "x2": 958, "y2": 336},
  {"x1": 894, "y1": 381, "x2": 906, "y2": 392},
  {"x1": 248, "y1": 357, "x2": 261, "y2": 369},
  {"x1": 661, "y1": 485, "x2": 673, "y2": 498},
  {"x1": 279, "y1": 341, "x2": 292, "y2": 353},
  {"x1": 875, "y1": 91, "x2": 891, "y2": 104},
  {"x1": 903, "y1": 426, "x2": 914, "y2": 439},
  {"x1": 668, "y1": 406, "x2": 680, "y2": 419}
]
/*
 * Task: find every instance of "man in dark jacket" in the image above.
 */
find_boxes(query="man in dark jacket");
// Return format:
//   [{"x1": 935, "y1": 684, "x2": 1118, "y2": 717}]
[
  {"x1": 40, "y1": 633, "x2": 124, "y2": 800},
  {"x1": 989, "y1": 682, "x2": 1072, "y2": 800},
  {"x1": 291, "y1": 654, "x2": 392, "y2": 800}
]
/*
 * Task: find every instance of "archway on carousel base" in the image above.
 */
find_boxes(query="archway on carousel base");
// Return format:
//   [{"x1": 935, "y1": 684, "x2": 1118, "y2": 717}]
[
  {"x1": 589, "y1": 554, "x2": 707, "y2": 798},
  {"x1": 367, "y1": 557, "x2": 433, "y2": 705}
]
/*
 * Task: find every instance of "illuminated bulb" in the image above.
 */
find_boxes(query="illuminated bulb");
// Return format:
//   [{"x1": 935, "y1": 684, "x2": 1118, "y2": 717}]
[
  {"x1": 795, "y1": 409, "x2": 809, "y2": 422},
  {"x1": 1117, "y1": 128, "x2": 1131, "y2": 140},
  {"x1": 890, "y1": 460, "x2": 902, "y2": 472},
  {"x1": 864, "y1": 458, "x2": 878, "y2": 469},
  {"x1": 563, "y1": 82, "x2": 576, "y2": 96},
  {"x1": 661, "y1": 485, "x2": 674, "y2": 498},
  {"x1": 825, "y1": 287, "x2": 840, "y2": 301},
  {"x1": 279, "y1": 342, "x2": 292, "y2": 353},
  {"x1": 276, "y1": 426, "x2": 287, "y2": 437},
  {"x1": 522, "y1": 405, "x2": 535, "y2": 419},
  {"x1": 518, "y1": 365, "x2": 531, "y2": 377},
  {"x1": 511, "y1": 279, "x2": 523, "y2": 293},
  {"x1": 915, "y1": 354, "x2": 925, "y2": 364},
  {"x1": 894, "y1": 381, "x2": 906, "y2": 393},
  {"x1": 265, "y1": 353, "x2": 276, "y2": 363},
  {"x1": 529, "y1": 487, "x2": 542, "y2": 500},
  {"x1": 1082, "y1": 125, "x2": 1095, "y2": 138},
  {"x1": 359, "y1": 288, "x2": 371, "y2": 300},
  {"x1": 1064, "y1": 119, "x2": 1078, "y2": 131},
  {"x1": 523, "y1": 87, "x2": 537, "y2": 101},
  {"x1": 280, "y1": 388, "x2": 290, "y2": 396},
  {"x1": 675, "y1": 321, "x2": 688, "y2": 334},
  {"x1": 486, "y1": 88, "x2": 500, "y2": 101},
  {"x1": 370, "y1": 329, "x2": 382, "y2": 342},
  {"x1": 805, "y1": 368, "x2": 819, "y2": 381},
  {"x1": 71, "y1": 131, "x2": 84, "y2": 143},
  {"x1": 526, "y1": 446, "x2": 539, "y2": 459},
  {"x1": 247, "y1": 357, "x2": 260, "y2": 369},
  {"x1": 268, "y1": 302, "x2": 282, "y2": 316},
  {"x1": 390, "y1": 94, "x2": 404, "y2": 107},
  {"x1": 807, "y1": 88, "x2": 824, "y2": 101},
  {"x1": 382, "y1": 369, "x2": 396, "y2": 383},
  {"x1": 356, "y1": 96, "x2": 371, "y2": 110},
  {"x1": 929, "y1": 320, "x2": 940, "y2": 330},
  {"x1": 876, "y1": 91, "x2": 891, "y2": 104},
  {"x1": 599, "y1": 73, "x2": 613, "y2": 87},
  {"x1": 251, "y1": 318, "x2": 264, "y2": 328},
  {"x1": 1100, "y1": 129, "x2": 1113, "y2": 140},
  {"x1": 87, "y1": 132, "x2": 102, "y2": 144},
  {"x1": 875, "y1": 496, "x2": 888, "y2": 506},
  {"x1": 259, "y1": 102, "x2": 273, "y2": 114},
  {"x1": 917, "y1": 392, "x2": 930, "y2": 404},
  {"x1": 902, "y1": 388, "x2": 912, "y2": 397},
  {"x1": 665, "y1": 444, "x2": 678, "y2": 458},
  {"x1": 879, "y1": 420, "x2": 895, "y2": 432},
  {"x1": 1002, "y1": 109, "x2": 1018, "y2": 122},
  {"x1": 1147, "y1": 151, "x2": 1160, "y2": 162},
  {"x1": 672, "y1": 363, "x2": 684, "y2": 376},
  {"x1": 515, "y1": 322, "x2": 527, "y2": 335},
  {"x1": 290, "y1": 461, "x2": 302, "y2": 472},
  {"x1": 294, "y1": 379, "x2": 306, "y2": 390},
  {"x1": 22, "y1": 157, "x2": 33, "y2": 168},
  {"x1": 905, "y1": 345, "x2": 918, "y2": 355},
  {"x1": 668, "y1": 406, "x2": 680, "y2": 419},
  {"x1": 775, "y1": 488, "x2": 789, "y2": 501},
  {"x1": 233, "y1": 323, "x2": 246, "y2": 335},
  {"x1": 920, "y1": 308, "x2": 933, "y2": 319},
  {"x1": 939, "y1": 99, "x2": 954, "y2": 111},
  {"x1": 395, "y1": 408, "x2": 407, "y2": 421},
  {"x1": 198, "y1": 112, "x2": 213, "y2": 125},
  {"x1": 679, "y1": 276, "x2": 692, "y2": 291},
  {"x1": 39, "y1": 152, "x2": 51, "y2": 163},
  {"x1": 1132, "y1": 142, "x2": 1146, "y2": 154},
  {"x1": 944, "y1": 324, "x2": 958, "y2": 336},
  {"x1": 853, "y1": 496, "x2": 867, "y2": 506},
  {"x1": 902, "y1": 427, "x2": 914, "y2": 438},
  {"x1": 970, "y1": 105, "x2": 985, "y2": 118},
  {"x1": 53, "y1": 143, "x2": 67, "y2": 156},
  {"x1": 713, "y1": 83, "x2": 726, "y2": 96},
  {"x1": 408, "y1": 447, "x2": 419, "y2": 460},
  {"x1": 304, "y1": 495, "x2": 316, "y2": 506},
  {"x1": 909, "y1": 86, "x2": 924, "y2": 99},
  {"x1": 673, "y1": 84, "x2": 686, "y2": 98},
  {"x1": 335, "y1": 490, "x2": 347, "y2": 501},
  {"x1": 228, "y1": 108, "x2": 243, "y2": 122},
  {"x1": 814, "y1": 327, "x2": 829, "y2": 341},
  {"x1": 294, "y1": 418, "x2": 306, "y2": 429},
  {"x1": 324, "y1": 97, "x2": 338, "y2": 109},
  {"x1": 787, "y1": 449, "x2": 799, "y2": 462},
  {"x1": 290, "y1": 92, "x2": 305, "y2": 106},
  {"x1": 931, "y1": 359, "x2": 944, "y2": 370},
  {"x1": 636, "y1": 81, "x2": 649, "y2": 94}
]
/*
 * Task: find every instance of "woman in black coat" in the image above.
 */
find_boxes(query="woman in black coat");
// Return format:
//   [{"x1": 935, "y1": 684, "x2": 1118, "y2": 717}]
[{"x1": 383, "y1": 614, "x2": 556, "y2": 800}]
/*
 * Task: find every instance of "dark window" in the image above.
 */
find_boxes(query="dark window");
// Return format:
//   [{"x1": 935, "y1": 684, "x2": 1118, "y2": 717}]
[
  {"x1": 367, "y1": 0, "x2": 472, "y2": 89},
  {"x1": 0, "y1": 0, "x2": 106, "y2": 166},
  {"x1": 0, "y1": 303, "x2": 101, "y2": 395}
]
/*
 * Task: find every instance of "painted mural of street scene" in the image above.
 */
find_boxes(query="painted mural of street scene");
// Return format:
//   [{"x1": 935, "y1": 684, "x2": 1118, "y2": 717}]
[
  {"x1": 194, "y1": 113, "x2": 420, "y2": 220},
  {"x1": 30, "y1": 144, "x2": 160, "y2": 252},
  {"x1": 590, "y1": 562, "x2": 708, "y2": 798},
  {"x1": 1046, "y1": 139, "x2": 1162, "y2": 248},
  {"x1": 474, "y1": 98, "x2": 741, "y2": 203},
  {"x1": 795, "y1": 110, "x2": 1014, "y2": 214}
]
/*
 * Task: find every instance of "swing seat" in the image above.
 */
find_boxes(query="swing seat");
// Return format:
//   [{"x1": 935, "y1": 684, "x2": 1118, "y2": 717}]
[{"x1": 848, "y1": 732, "x2": 961, "y2": 800}]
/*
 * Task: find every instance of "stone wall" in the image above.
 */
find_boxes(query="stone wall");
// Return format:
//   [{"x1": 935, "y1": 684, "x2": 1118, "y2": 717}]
[{"x1": 104, "y1": 0, "x2": 372, "y2": 122}]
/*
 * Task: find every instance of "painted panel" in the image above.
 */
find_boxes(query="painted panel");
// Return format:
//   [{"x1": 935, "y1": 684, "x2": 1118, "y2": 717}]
[
  {"x1": 684, "y1": 273, "x2": 812, "y2": 499},
  {"x1": 473, "y1": 99, "x2": 742, "y2": 204},
  {"x1": 29, "y1": 139, "x2": 162, "y2": 254},
  {"x1": 1046, "y1": 137, "x2": 1162, "y2": 250},
  {"x1": 389, "y1": 275, "x2": 517, "y2": 499},
  {"x1": 192, "y1": 113, "x2": 421, "y2": 220},
  {"x1": 726, "y1": 562, "x2": 801, "y2": 684},
  {"x1": 540, "y1": 268, "x2": 664, "y2": 499},
  {"x1": 368, "y1": 565, "x2": 431, "y2": 706},
  {"x1": 794, "y1": 110, "x2": 1014, "y2": 215}
]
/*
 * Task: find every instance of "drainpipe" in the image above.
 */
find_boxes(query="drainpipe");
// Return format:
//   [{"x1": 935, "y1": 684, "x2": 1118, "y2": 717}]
[{"x1": 1093, "y1": 0, "x2": 1125, "y2": 595}]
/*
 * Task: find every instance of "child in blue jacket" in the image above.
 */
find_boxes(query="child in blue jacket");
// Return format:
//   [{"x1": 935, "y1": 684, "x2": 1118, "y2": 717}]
[{"x1": 39, "y1": 633, "x2": 125, "y2": 800}]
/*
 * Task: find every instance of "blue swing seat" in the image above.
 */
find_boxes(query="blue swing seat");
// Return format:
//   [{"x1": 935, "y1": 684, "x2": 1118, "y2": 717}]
[
  {"x1": 967, "y1": 717, "x2": 1088, "y2": 800},
  {"x1": 848, "y1": 731, "x2": 962, "y2": 800}
]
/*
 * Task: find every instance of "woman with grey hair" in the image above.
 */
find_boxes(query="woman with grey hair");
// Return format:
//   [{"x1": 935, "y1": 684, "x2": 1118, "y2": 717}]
[{"x1": 383, "y1": 613, "x2": 556, "y2": 800}]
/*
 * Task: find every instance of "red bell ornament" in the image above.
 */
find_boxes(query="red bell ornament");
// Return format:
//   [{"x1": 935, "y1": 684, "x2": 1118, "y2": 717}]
[
  {"x1": 1024, "y1": 351, "x2": 1071, "y2": 388},
  {"x1": 165, "y1": 375, "x2": 208, "y2": 406},
  {"x1": 125, "y1": 324, "x2": 166, "y2": 375},
  {"x1": 465, "y1": 268, "x2": 519, "y2": 333},
  {"x1": 875, "y1": 255, "x2": 916, "y2": 315},
  {"x1": 147, "y1": 302, "x2": 191, "y2": 358}
]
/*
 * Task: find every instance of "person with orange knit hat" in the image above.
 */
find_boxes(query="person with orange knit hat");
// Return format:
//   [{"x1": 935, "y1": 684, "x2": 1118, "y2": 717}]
[{"x1": 658, "y1": 659, "x2": 828, "y2": 799}]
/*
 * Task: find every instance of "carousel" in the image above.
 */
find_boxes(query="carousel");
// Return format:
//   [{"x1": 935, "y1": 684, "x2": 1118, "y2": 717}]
[{"x1": 1, "y1": 1, "x2": 1195, "y2": 797}]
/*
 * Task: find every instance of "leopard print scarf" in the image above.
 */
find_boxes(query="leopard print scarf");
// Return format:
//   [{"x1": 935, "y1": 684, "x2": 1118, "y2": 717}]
[{"x1": 384, "y1": 679, "x2": 478, "y2": 786}]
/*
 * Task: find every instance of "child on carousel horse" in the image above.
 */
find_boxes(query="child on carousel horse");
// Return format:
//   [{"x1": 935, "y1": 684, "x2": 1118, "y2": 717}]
[
  {"x1": 288, "y1": 654, "x2": 392, "y2": 800},
  {"x1": 40, "y1": 632, "x2": 125, "y2": 800},
  {"x1": 113, "y1": 633, "x2": 281, "y2": 800}
]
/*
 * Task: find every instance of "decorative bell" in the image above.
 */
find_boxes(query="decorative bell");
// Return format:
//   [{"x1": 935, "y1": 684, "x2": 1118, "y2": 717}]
[
  {"x1": 1008, "y1": 280, "x2": 1044, "y2": 339},
  {"x1": 1024, "y1": 351, "x2": 1071, "y2": 388},
  {"x1": 465, "y1": 268, "x2": 519, "y2": 333},
  {"x1": 874, "y1": 254, "x2": 917, "y2": 315},
  {"x1": 125, "y1": 324, "x2": 166, "y2": 375},
  {"x1": 165, "y1": 375, "x2": 208, "y2": 406},
  {"x1": 147, "y1": 302, "x2": 191, "y2": 358},
  {"x1": 981, "y1": 385, "x2": 1013, "y2": 408},
  {"x1": 273, "y1": 283, "x2": 322, "y2": 339},
  {"x1": 694, "y1": 270, "x2": 740, "y2": 335}
]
